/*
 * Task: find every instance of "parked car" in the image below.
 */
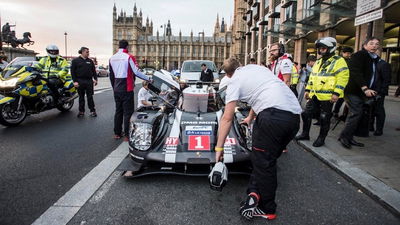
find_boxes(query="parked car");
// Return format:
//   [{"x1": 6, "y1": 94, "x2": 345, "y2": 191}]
[
  {"x1": 180, "y1": 60, "x2": 220, "y2": 82},
  {"x1": 96, "y1": 66, "x2": 109, "y2": 77}
]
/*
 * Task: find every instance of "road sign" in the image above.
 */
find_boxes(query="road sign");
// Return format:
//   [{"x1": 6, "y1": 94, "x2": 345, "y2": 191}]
[
  {"x1": 354, "y1": 9, "x2": 383, "y2": 26},
  {"x1": 356, "y1": 0, "x2": 381, "y2": 16}
]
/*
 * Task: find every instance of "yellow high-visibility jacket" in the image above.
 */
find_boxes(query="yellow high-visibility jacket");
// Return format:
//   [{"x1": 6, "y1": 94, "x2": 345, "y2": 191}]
[
  {"x1": 35, "y1": 56, "x2": 69, "y2": 80},
  {"x1": 290, "y1": 65, "x2": 299, "y2": 85},
  {"x1": 305, "y1": 55, "x2": 349, "y2": 100}
]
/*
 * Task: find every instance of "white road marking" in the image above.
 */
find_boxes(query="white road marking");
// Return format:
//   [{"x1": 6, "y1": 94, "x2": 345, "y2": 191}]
[{"x1": 31, "y1": 142, "x2": 128, "y2": 225}]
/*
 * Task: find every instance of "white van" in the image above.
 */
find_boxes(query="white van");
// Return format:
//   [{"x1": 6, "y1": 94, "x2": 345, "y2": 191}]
[{"x1": 180, "y1": 60, "x2": 219, "y2": 82}]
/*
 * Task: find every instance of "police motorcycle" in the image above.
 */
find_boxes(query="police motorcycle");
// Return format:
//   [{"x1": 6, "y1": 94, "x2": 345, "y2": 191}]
[{"x1": 0, "y1": 59, "x2": 77, "y2": 126}]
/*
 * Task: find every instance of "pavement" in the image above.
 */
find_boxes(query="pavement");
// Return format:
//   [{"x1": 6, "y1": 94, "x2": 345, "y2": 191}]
[{"x1": 297, "y1": 86, "x2": 400, "y2": 217}]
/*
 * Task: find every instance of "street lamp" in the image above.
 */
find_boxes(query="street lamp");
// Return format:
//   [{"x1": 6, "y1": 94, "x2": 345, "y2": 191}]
[
  {"x1": 161, "y1": 24, "x2": 166, "y2": 70},
  {"x1": 64, "y1": 32, "x2": 67, "y2": 57}
]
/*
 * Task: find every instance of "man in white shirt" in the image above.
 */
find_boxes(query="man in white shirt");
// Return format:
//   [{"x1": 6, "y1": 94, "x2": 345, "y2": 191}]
[
  {"x1": 137, "y1": 81, "x2": 153, "y2": 109},
  {"x1": 269, "y1": 43, "x2": 293, "y2": 86},
  {"x1": 215, "y1": 58, "x2": 301, "y2": 221}
]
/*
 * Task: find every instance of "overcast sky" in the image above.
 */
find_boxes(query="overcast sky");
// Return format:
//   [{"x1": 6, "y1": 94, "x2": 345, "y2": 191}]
[{"x1": 0, "y1": 0, "x2": 233, "y2": 65}]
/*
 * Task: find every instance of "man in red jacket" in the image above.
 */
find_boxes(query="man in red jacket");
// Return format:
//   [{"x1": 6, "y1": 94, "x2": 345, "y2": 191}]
[{"x1": 109, "y1": 40, "x2": 150, "y2": 140}]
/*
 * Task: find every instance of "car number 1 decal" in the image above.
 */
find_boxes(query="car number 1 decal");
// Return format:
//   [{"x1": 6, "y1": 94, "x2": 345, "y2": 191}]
[{"x1": 188, "y1": 135, "x2": 210, "y2": 151}]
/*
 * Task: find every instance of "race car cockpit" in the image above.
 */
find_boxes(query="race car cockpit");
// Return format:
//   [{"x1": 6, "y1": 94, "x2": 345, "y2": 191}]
[{"x1": 148, "y1": 71, "x2": 224, "y2": 113}]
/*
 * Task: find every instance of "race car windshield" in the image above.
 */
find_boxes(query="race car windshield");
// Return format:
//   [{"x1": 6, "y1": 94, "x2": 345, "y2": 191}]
[
  {"x1": 182, "y1": 61, "x2": 217, "y2": 73},
  {"x1": 181, "y1": 84, "x2": 221, "y2": 113}
]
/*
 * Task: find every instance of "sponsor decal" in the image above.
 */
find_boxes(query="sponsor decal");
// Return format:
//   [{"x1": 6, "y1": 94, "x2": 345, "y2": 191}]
[
  {"x1": 186, "y1": 125, "x2": 212, "y2": 131},
  {"x1": 165, "y1": 137, "x2": 179, "y2": 146},
  {"x1": 186, "y1": 130, "x2": 212, "y2": 135},
  {"x1": 225, "y1": 138, "x2": 237, "y2": 145},
  {"x1": 186, "y1": 125, "x2": 212, "y2": 135},
  {"x1": 181, "y1": 121, "x2": 217, "y2": 125},
  {"x1": 188, "y1": 135, "x2": 210, "y2": 151}
]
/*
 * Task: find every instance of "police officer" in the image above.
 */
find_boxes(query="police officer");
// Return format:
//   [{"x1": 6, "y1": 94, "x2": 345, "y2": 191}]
[
  {"x1": 35, "y1": 44, "x2": 70, "y2": 102},
  {"x1": 295, "y1": 37, "x2": 349, "y2": 147},
  {"x1": 290, "y1": 62, "x2": 300, "y2": 97},
  {"x1": 215, "y1": 58, "x2": 301, "y2": 221}
]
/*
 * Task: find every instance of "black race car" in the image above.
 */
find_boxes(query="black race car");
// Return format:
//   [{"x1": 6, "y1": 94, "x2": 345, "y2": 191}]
[{"x1": 118, "y1": 71, "x2": 252, "y2": 177}]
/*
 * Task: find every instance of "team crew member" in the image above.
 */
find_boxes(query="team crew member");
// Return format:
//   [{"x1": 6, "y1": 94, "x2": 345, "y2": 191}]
[
  {"x1": 109, "y1": 40, "x2": 150, "y2": 141},
  {"x1": 215, "y1": 58, "x2": 301, "y2": 220},
  {"x1": 137, "y1": 80, "x2": 153, "y2": 109},
  {"x1": 71, "y1": 47, "x2": 98, "y2": 117},
  {"x1": 35, "y1": 44, "x2": 70, "y2": 102},
  {"x1": 269, "y1": 43, "x2": 293, "y2": 86},
  {"x1": 295, "y1": 37, "x2": 349, "y2": 147}
]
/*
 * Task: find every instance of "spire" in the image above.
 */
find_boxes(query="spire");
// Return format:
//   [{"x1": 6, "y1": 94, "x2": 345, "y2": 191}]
[
  {"x1": 179, "y1": 29, "x2": 182, "y2": 36},
  {"x1": 221, "y1": 17, "x2": 225, "y2": 33},
  {"x1": 113, "y1": 2, "x2": 116, "y2": 12},
  {"x1": 151, "y1": 20, "x2": 153, "y2": 26},
  {"x1": 133, "y1": 3, "x2": 137, "y2": 16},
  {"x1": 146, "y1": 16, "x2": 149, "y2": 26},
  {"x1": 139, "y1": 9, "x2": 142, "y2": 17},
  {"x1": 215, "y1": 13, "x2": 220, "y2": 28}
]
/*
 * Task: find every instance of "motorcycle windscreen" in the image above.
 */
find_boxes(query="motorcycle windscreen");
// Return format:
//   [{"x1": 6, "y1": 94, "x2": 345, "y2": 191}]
[
  {"x1": 1, "y1": 61, "x2": 38, "y2": 79},
  {"x1": 148, "y1": 71, "x2": 181, "y2": 107}
]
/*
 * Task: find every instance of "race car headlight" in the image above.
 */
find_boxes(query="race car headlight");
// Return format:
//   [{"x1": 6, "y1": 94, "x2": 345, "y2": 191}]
[
  {"x1": 0, "y1": 77, "x2": 19, "y2": 89},
  {"x1": 129, "y1": 122, "x2": 152, "y2": 151},
  {"x1": 214, "y1": 78, "x2": 220, "y2": 83}
]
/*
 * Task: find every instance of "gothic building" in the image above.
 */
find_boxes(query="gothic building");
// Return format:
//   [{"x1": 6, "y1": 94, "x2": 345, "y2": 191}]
[{"x1": 112, "y1": 3, "x2": 232, "y2": 70}]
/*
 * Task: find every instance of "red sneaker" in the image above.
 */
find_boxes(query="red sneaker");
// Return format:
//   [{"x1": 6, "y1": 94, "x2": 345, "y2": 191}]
[
  {"x1": 114, "y1": 134, "x2": 122, "y2": 140},
  {"x1": 253, "y1": 207, "x2": 277, "y2": 220}
]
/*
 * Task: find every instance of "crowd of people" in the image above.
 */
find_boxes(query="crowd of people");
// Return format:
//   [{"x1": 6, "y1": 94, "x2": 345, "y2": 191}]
[
  {"x1": 214, "y1": 36, "x2": 396, "y2": 221},
  {"x1": 4, "y1": 37, "x2": 395, "y2": 221}
]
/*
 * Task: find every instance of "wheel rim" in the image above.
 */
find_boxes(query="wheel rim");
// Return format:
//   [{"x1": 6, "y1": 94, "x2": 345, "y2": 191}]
[
  {"x1": 61, "y1": 101, "x2": 73, "y2": 110},
  {"x1": 1, "y1": 103, "x2": 27, "y2": 124}
]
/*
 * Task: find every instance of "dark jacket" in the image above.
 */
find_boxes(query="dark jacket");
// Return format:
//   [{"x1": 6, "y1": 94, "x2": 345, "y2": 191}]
[
  {"x1": 71, "y1": 56, "x2": 97, "y2": 82},
  {"x1": 345, "y1": 48, "x2": 380, "y2": 97},
  {"x1": 374, "y1": 59, "x2": 392, "y2": 96},
  {"x1": 200, "y1": 68, "x2": 214, "y2": 82}
]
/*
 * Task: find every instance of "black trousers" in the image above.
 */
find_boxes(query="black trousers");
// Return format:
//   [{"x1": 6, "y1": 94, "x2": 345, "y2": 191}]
[
  {"x1": 370, "y1": 96, "x2": 386, "y2": 133},
  {"x1": 113, "y1": 91, "x2": 135, "y2": 136},
  {"x1": 340, "y1": 94, "x2": 364, "y2": 140},
  {"x1": 247, "y1": 108, "x2": 300, "y2": 214},
  {"x1": 301, "y1": 96, "x2": 334, "y2": 138},
  {"x1": 77, "y1": 80, "x2": 95, "y2": 112},
  {"x1": 333, "y1": 98, "x2": 344, "y2": 114}
]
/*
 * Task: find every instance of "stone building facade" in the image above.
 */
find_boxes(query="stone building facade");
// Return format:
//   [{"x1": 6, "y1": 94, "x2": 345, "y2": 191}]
[
  {"x1": 112, "y1": 3, "x2": 232, "y2": 70},
  {"x1": 238, "y1": 0, "x2": 400, "y2": 84}
]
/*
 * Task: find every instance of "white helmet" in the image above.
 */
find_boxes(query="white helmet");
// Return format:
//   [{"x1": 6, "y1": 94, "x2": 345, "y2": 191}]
[
  {"x1": 46, "y1": 44, "x2": 59, "y2": 58},
  {"x1": 315, "y1": 37, "x2": 337, "y2": 55}
]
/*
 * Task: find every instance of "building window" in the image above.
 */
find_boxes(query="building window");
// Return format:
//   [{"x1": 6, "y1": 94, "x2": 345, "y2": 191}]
[
  {"x1": 210, "y1": 47, "x2": 213, "y2": 55},
  {"x1": 150, "y1": 45, "x2": 154, "y2": 52},
  {"x1": 127, "y1": 31, "x2": 132, "y2": 40},
  {"x1": 176, "y1": 46, "x2": 179, "y2": 54},
  {"x1": 117, "y1": 30, "x2": 122, "y2": 40},
  {"x1": 193, "y1": 47, "x2": 197, "y2": 55},
  {"x1": 204, "y1": 46, "x2": 207, "y2": 55},
  {"x1": 187, "y1": 46, "x2": 190, "y2": 54},
  {"x1": 303, "y1": 0, "x2": 315, "y2": 19},
  {"x1": 264, "y1": 0, "x2": 270, "y2": 8}
]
